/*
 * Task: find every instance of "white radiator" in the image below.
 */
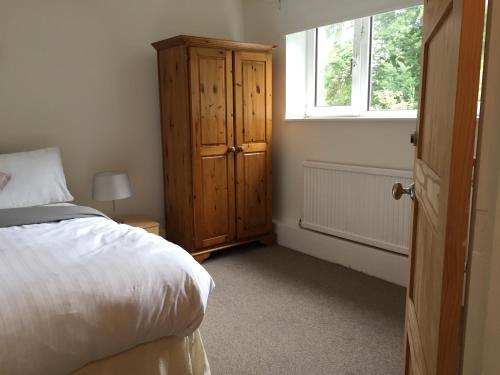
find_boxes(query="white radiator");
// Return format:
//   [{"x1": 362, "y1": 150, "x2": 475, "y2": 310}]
[{"x1": 302, "y1": 161, "x2": 413, "y2": 255}]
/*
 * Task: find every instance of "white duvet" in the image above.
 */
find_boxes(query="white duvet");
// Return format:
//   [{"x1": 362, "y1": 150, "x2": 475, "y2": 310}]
[{"x1": 0, "y1": 217, "x2": 214, "y2": 375}]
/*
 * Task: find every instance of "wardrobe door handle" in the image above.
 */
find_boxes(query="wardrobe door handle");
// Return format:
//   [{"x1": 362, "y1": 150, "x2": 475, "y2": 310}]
[
  {"x1": 236, "y1": 146, "x2": 244, "y2": 153},
  {"x1": 227, "y1": 146, "x2": 236, "y2": 153}
]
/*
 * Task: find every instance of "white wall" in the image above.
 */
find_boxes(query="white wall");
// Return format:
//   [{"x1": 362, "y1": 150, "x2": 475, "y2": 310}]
[
  {"x1": 242, "y1": 0, "x2": 421, "y2": 285},
  {"x1": 1, "y1": 0, "x2": 424, "y2": 284},
  {"x1": 0, "y1": 0, "x2": 245, "y2": 221},
  {"x1": 463, "y1": 0, "x2": 500, "y2": 372}
]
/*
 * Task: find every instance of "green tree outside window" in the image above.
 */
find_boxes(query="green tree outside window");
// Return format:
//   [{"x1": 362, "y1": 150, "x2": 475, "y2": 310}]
[{"x1": 321, "y1": 6, "x2": 424, "y2": 111}]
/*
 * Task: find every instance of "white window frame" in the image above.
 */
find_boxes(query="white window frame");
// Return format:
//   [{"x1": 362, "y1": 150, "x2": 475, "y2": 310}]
[
  {"x1": 286, "y1": 9, "x2": 420, "y2": 120},
  {"x1": 305, "y1": 18, "x2": 370, "y2": 118}
]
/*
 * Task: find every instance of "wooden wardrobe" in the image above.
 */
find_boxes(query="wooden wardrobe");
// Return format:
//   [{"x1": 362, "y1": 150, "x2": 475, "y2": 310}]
[{"x1": 152, "y1": 35, "x2": 275, "y2": 258}]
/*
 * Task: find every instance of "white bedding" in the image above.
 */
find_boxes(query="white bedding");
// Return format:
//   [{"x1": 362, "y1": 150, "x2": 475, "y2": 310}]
[
  {"x1": 0, "y1": 217, "x2": 214, "y2": 375},
  {"x1": 73, "y1": 330, "x2": 210, "y2": 375}
]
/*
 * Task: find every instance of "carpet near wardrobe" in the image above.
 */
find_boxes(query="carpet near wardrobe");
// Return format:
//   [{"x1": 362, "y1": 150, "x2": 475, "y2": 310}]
[{"x1": 200, "y1": 245, "x2": 406, "y2": 375}]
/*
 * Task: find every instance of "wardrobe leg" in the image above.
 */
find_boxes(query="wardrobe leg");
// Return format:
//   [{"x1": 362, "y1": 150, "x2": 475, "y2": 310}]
[
  {"x1": 259, "y1": 233, "x2": 276, "y2": 247},
  {"x1": 193, "y1": 253, "x2": 211, "y2": 263}
]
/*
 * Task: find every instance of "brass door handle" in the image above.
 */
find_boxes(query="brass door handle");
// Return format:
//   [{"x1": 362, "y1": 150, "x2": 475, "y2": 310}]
[{"x1": 227, "y1": 146, "x2": 236, "y2": 153}]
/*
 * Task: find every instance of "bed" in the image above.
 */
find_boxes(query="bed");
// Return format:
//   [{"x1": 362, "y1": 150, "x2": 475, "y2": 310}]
[{"x1": 0, "y1": 148, "x2": 214, "y2": 375}]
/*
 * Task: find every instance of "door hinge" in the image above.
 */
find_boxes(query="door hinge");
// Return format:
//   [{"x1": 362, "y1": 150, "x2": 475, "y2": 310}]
[
  {"x1": 410, "y1": 131, "x2": 418, "y2": 147},
  {"x1": 462, "y1": 245, "x2": 470, "y2": 307},
  {"x1": 462, "y1": 269, "x2": 468, "y2": 307}
]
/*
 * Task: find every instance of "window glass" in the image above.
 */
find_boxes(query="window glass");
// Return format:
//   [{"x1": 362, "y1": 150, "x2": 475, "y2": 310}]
[
  {"x1": 369, "y1": 6, "x2": 424, "y2": 111},
  {"x1": 284, "y1": 5, "x2": 424, "y2": 118},
  {"x1": 315, "y1": 20, "x2": 355, "y2": 107}
]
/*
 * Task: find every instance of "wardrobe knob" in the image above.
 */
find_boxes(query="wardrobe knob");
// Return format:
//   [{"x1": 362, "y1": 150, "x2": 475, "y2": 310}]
[
  {"x1": 236, "y1": 146, "x2": 244, "y2": 152},
  {"x1": 227, "y1": 146, "x2": 236, "y2": 153}
]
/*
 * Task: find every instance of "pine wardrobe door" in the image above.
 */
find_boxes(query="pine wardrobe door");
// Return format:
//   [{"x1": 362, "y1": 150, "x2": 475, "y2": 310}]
[
  {"x1": 234, "y1": 51, "x2": 273, "y2": 239},
  {"x1": 189, "y1": 47, "x2": 236, "y2": 248}
]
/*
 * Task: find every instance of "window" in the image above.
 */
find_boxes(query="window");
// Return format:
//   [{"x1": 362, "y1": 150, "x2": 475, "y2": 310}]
[
  {"x1": 315, "y1": 21, "x2": 355, "y2": 107},
  {"x1": 286, "y1": 5, "x2": 424, "y2": 119}
]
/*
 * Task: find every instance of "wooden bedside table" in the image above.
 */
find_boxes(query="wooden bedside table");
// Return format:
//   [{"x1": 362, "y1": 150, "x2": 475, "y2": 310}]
[{"x1": 121, "y1": 216, "x2": 160, "y2": 235}]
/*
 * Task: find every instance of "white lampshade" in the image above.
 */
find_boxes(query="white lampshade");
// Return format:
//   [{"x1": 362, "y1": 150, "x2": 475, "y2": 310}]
[{"x1": 92, "y1": 171, "x2": 132, "y2": 201}]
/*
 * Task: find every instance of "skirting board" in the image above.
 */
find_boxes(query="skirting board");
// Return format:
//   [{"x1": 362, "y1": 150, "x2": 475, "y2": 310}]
[{"x1": 274, "y1": 220, "x2": 408, "y2": 287}]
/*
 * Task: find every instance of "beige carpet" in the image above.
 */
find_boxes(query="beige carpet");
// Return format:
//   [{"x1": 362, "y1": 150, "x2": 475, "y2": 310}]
[{"x1": 200, "y1": 245, "x2": 406, "y2": 375}]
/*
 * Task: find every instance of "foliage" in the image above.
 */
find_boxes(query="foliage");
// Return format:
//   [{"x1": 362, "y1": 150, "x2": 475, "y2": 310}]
[
  {"x1": 322, "y1": 6, "x2": 424, "y2": 110},
  {"x1": 370, "y1": 6, "x2": 423, "y2": 110},
  {"x1": 323, "y1": 23, "x2": 353, "y2": 106}
]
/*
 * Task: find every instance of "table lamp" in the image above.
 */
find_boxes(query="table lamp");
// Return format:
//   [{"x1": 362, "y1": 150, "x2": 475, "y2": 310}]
[{"x1": 92, "y1": 171, "x2": 132, "y2": 217}]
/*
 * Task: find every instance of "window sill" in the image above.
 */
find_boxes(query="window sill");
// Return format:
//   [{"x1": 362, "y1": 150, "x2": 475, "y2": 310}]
[{"x1": 284, "y1": 115, "x2": 418, "y2": 123}]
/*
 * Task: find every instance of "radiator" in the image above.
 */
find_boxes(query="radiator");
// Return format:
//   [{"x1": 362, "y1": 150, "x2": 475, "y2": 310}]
[{"x1": 302, "y1": 161, "x2": 413, "y2": 255}]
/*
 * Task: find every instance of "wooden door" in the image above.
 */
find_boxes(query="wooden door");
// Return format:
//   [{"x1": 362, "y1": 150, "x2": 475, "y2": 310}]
[
  {"x1": 190, "y1": 47, "x2": 236, "y2": 249},
  {"x1": 403, "y1": 0, "x2": 485, "y2": 374},
  {"x1": 234, "y1": 51, "x2": 273, "y2": 239}
]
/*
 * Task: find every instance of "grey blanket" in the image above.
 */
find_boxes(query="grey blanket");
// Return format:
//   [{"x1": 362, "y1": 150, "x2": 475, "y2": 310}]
[{"x1": 0, "y1": 205, "x2": 109, "y2": 228}]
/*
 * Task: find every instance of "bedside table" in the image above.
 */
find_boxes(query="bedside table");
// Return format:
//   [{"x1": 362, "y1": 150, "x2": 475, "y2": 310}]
[{"x1": 121, "y1": 216, "x2": 160, "y2": 235}]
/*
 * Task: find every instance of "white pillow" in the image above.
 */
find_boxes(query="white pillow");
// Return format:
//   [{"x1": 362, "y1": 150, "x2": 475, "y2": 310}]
[{"x1": 0, "y1": 148, "x2": 74, "y2": 209}]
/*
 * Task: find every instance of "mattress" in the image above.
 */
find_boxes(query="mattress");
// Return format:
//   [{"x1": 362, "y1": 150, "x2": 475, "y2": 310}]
[{"x1": 0, "y1": 214, "x2": 214, "y2": 374}]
